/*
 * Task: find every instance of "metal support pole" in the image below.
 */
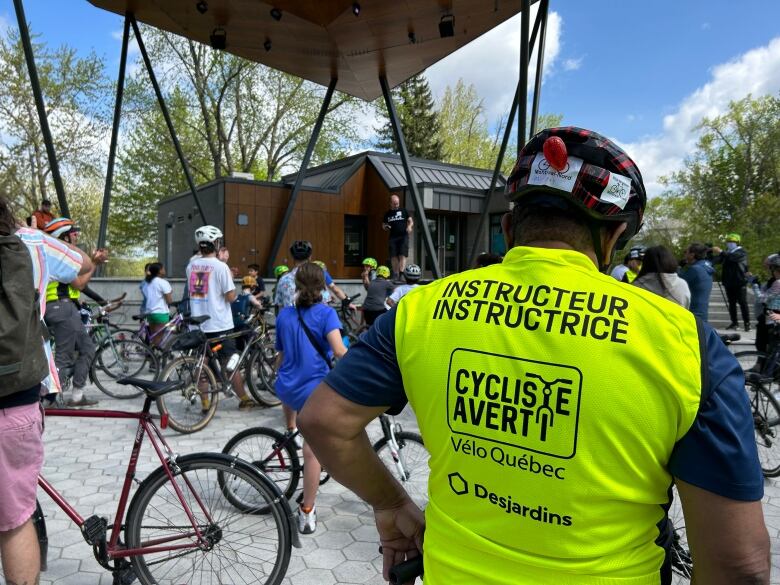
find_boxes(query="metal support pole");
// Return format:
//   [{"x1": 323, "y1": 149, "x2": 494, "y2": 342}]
[
  {"x1": 130, "y1": 15, "x2": 208, "y2": 225},
  {"x1": 529, "y1": 0, "x2": 549, "y2": 138},
  {"x1": 467, "y1": 5, "x2": 546, "y2": 267},
  {"x1": 97, "y1": 15, "x2": 130, "y2": 254},
  {"x1": 518, "y1": 0, "x2": 530, "y2": 154},
  {"x1": 379, "y1": 75, "x2": 441, "y2": 279},
  {"x1": 12, "y1": 0, "x2": 69, "y2": 217},
  {"x1": 266, "y1": 78, "x2": 337, "y2": 276}
]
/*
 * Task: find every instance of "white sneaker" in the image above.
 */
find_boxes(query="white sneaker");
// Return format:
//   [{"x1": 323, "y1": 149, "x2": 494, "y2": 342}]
[
  {"x1": 297, "y1": 506, "x2": 316, "y2": 534},
  {"x1": 287, "y1": 428, "x2": 303, "y2": 449}
]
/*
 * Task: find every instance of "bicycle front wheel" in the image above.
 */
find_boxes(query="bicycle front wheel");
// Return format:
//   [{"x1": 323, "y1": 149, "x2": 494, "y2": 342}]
[
  {"x1": 246, "y1": 343, "x2": 281, "y2": 406},
  {"x1": 221, "y1": 427, "x2": 300, "y2": 507},
  {"x1": 373, "y1": 432, "x2": 429, "y2": 508},
  {"x1": 157, "y1": 355, "x2": 219, "y2": 434},
  {"x1": 668, "y1": 485, "x2": 692, "y2": 583},
  {"x1": 91, "y1": 339, "x2": 157, "y2": 398},
  {"x1": 749, "y1": 381, "x2": 780, "y2": 477},
  {"x1": 126, "y1": 453, "x2": 291, "y2": 585}
]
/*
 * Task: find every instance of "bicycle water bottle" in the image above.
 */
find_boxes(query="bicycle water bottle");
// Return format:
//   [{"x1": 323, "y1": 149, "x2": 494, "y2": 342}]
[{"x1": 226, "y1": 353, "x2": 240, "y2": 373}]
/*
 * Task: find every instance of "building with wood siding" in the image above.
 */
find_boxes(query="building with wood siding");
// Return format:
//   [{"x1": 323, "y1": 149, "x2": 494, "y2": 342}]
[{"x1": 158, "y1": 151, "x2": 507, "y2": 278}]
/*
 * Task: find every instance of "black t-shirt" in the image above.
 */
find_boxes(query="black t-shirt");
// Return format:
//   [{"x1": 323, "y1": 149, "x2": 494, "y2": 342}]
[{"x1": 383, "y1": 208, "x2": 410, "y2": 239}]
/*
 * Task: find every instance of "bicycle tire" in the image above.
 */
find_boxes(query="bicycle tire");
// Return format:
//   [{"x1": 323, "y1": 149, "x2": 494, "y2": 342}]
[
  {"x1": 125, "y1": 453, "x2": 291, "y2": 585},
  {"x1": 221, "y1": 427, "x2": 300, "y2": 507},
  {"x1": 748, "y1": 381, "x2": 780, "y2": 477},
  {"x1": 246, "y1": 345, "x2": 281, "y2": 407},
  {"x1": 373, "y1": 431, "x2": 429, "y2": 508},
  {"x1": 668, "y1": 485, "x2": 691, "y2": 583},
  {"x1": 91, "y1": 339, "x2": 157, "y2": 399},
  {"x1": 156, "y1": 355, "x2": 219, "y2": 434}
]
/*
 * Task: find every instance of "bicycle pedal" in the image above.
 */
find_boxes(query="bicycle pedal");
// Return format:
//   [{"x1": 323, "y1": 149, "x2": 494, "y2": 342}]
[
  {"x1": 81, "y1": 515, "x2": 108, "y2": 545},
  {"x1": 113, "y1": 564, "x2": 137, "y2": 585}
]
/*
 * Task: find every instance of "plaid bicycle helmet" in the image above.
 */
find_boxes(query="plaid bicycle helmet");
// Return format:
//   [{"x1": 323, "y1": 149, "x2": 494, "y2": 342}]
[{"x1": 506, "y1": 127, "x2": 647, "y2": 268}]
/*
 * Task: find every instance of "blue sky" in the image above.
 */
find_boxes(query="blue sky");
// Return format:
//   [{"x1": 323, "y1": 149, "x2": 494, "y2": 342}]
[{"x1": 5, "y1": 0, "x2": 780, "y2": 196}]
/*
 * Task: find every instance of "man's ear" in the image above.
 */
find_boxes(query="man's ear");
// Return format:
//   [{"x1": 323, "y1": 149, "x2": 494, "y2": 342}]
[
  {"x1": 500, "y1": 212, "x2": 514, "y2": 250},
  {"x1": 602, "y1": 222, "x2": 628, "y2": 263}
]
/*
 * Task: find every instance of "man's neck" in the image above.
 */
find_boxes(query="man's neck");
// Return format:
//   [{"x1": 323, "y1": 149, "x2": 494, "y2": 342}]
[{"x1": 521, "y1": 240, "x2": 599, "y2": 267}]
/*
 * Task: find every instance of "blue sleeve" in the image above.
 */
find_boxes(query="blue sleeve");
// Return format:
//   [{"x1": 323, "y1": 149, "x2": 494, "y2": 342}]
[
  {"x1": 323, "y1": 306, "x2": 342, "y2": 336},
  {"x1": 668, "y1": 322, "x2": 764, "y2": 501},
  {"x1": 324, "y1": 270, "x2": 334, "y2": 286},
  {"x1": 275, "y1": 310, "x2": 286, "y2": 351},
  {"x1": 324, "y1": 307, "x2": 408, "y2": 415}
]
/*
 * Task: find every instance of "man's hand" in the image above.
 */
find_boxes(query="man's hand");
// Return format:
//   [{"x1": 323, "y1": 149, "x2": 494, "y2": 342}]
[
  {"x1": 712, "y1": 246, "x2": 722, "y2": 255},
  {"x1": 376, "y1": 499, "x2": 425, "y2": 583},
  {"x1": 92, "y1": 248, "x2": 109, "y2": 264},
  {"x1": 382, "y1": 223, "x2": 391, "y2": 231}
]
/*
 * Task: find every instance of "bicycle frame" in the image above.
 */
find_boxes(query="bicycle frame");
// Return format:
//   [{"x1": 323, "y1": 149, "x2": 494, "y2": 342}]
[
  {"x1": 198, "y1": 326, "x2": 265, "y2": 394},
  {"x1": 137, "y1": 312, "x2": 183, "y2": 347},
  {"x1": 39, "y1": 399, "x2": 215, "y2": 559}
]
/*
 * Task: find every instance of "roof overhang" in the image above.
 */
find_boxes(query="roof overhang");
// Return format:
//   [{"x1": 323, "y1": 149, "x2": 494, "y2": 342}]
[{"x1": 87, "y1": 0, "x2": 533, "y2": 101}]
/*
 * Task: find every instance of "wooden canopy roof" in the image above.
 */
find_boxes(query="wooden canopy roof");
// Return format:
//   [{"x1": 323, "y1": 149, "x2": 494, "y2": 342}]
[{"x1": 87, "y1": 0, "x2": 532, "y2": 101}]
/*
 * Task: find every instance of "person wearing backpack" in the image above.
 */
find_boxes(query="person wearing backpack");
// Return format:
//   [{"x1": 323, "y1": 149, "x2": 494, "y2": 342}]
[
  {"x1": 274, "y1": 262, "x2": 347, "y2": 534},
  {"x1": 0, "y1": 195, "x2": 90, "y2": 585}
]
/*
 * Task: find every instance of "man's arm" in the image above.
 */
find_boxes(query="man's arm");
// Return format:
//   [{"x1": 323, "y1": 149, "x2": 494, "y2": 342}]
[
  {"x1": 676, "y1": 479, "x2": 769, "y2": 584},
  {"x1": 299, "y1": 384, "x2": 424, "y2": 578},
  {"x1": 406, "y1": 214, "x2": 413, "y2": 233}
]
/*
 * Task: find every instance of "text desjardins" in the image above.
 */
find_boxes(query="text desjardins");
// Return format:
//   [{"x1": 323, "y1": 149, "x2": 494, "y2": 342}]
[{"x1": 432, "y1": 279, "x2": 630, "y2": 344}]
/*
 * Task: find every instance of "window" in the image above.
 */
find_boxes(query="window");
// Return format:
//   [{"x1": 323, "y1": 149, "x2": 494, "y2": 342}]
[
  {"x1": 344, "y1": 215, "x2": 367, "y2": 267},
  {"x1": 489, "y1": 213, "x2": 506, "y2": 255},
  {"x1": 237, "y1": 212, "x2": 249, "y2": 226}
]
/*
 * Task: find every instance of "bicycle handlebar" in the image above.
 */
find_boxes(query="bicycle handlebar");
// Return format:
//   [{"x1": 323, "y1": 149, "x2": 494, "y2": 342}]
[{"x1": 379, "y1": 547, "x2": 424, "y2": 584}]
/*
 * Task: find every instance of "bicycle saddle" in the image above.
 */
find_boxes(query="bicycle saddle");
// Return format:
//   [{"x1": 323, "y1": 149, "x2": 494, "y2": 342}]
[
  {"x1": 186, "y1": 315, "x2": 211, "y2": 325},
  {"x1": 117, "y1": 378, "x2": 184, "y2": 398}
]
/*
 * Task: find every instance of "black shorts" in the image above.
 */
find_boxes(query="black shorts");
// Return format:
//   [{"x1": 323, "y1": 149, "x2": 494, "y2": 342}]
[
  {"x1": 389, "y1": 234, "x2": 409, "y2": 258},
  {"x1": 205, "y1": 329, "x2": 238, "y2": 360}
]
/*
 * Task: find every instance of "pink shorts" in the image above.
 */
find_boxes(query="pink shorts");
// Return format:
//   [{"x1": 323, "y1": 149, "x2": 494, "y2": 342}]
[{"x1": 0, "y1": 403, "x2": 44, "y2": 532}]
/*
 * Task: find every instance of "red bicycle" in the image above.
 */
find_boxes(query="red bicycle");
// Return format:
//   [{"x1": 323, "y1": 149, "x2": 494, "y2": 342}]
[{"x1": 35, "y1": 377, "x2": 299, "y2": 585}]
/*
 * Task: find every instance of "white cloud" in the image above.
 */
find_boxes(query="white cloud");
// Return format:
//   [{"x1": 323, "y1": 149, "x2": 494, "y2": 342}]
[
  {"x1": 425, "y1": 7, "x2": 564, "y2": 124},
  {"x1": 562, "y1": 57, "x2": 583, "y2": 71},
  {"x1": 619, "y1": 37, "x2": 780, "y2": 197}
]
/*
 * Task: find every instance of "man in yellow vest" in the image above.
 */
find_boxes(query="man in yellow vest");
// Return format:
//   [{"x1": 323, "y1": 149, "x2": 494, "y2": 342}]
[
  {"x1": 299, "y1": 127, "x2": 769, "y2": 584},
  {"x1": 43, "y1": 217, "x2": 108, "y2": 406}
]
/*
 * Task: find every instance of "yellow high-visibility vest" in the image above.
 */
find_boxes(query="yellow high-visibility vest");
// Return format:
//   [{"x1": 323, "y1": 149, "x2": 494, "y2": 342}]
[{"x1": 395, "y1": 246, "x2": 702, "y2": 584}]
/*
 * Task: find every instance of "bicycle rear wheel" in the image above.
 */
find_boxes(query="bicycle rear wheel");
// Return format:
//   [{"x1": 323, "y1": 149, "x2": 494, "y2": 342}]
[
  {"x1": 91, "y1": 339, "x2": 157, "y2": 399},
  {"x1": 373, "y1": 432, "x2": 429, "y2": 508},
  {"x1": 221, "y1": 427, "x2": 300, "y2": 507},
  {"x1": 748, "y1": 381, "x2": 780, "y2": 477},
  {"x1": 156, "y1": 355, "x2": 219, "y2": 434},
  {"x1": 125, "y1": 453, "x2": 291, "y2": 585},
  {"x1": 668, "y1": 485, "x2": 691, "y2": 583},
  {"x1": 246, "y1": 343, "x2": 281, "y2": 406}
]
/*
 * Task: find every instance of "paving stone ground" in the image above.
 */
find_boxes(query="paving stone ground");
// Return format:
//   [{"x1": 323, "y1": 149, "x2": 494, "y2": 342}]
[{"x1": 4, "y1": 338, "x2": 780, "y2": 584}]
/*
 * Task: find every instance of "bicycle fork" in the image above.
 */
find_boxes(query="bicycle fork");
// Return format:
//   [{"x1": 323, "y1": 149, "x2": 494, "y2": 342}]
[{"x1": 380, "y1": 416, "x2": 411, "y2": 481}]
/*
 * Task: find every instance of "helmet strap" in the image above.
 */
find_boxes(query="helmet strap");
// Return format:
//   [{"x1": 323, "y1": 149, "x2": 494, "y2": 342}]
[{"x1": 587, "y1": 222, "x2": 608, "y2": 272}]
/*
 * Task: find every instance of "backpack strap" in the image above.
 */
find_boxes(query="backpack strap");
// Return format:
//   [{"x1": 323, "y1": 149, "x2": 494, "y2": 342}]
[{"x1": 296, "y1": 307, "x2": 334, "y2": 370}]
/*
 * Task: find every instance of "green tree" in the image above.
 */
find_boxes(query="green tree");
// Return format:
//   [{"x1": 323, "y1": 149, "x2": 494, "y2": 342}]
[
  {"x1": 376, "y1": 73, "x2": 443, "y2": 159},
  {"x1": 655, "y1": 93, "x2": 780, "y2": 277},
  {"x1": 438, "y1": 79, "x2": 561, "y2": 172},
  {"x1": 0, "y1": 25, "x2": 109, "y2": 247}
]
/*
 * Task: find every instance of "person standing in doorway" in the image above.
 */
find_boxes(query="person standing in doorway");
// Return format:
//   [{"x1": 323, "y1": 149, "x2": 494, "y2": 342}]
[{"x1": 382, "y1": 194, "x2": 413, "y2": 280}]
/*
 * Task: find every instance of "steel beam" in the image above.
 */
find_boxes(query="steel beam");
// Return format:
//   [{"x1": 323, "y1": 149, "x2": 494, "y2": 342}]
[
  {"x1": 97, "y1": 15, "x2": 130, "y2": 255},
  {"x1": 266, "y1": 77, "x2": 337, "y2": 276},
  {"x1": 379, "y1": 75, "x2": 441, "y2": 279},
  {"x1": 529, "y1": 0, "x2": 549, "y2": 137},
  {"x1": 130, "y1": 15, "x2": 208, "y2": 226},
  {"x1": 12, "y1": 0, "x2": 69, "y2": 217},
  {"x1": 467, "y1": 2, "x2": 547, "y2": 267},
  {"x1": 518, "y1": 0, "x2": 531, "y2": 154}
]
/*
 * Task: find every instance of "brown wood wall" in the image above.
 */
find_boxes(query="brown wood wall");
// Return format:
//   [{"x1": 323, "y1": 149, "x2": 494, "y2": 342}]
[{"x1": 223, "y1": 161, "x2": 399, "y2": 278}]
